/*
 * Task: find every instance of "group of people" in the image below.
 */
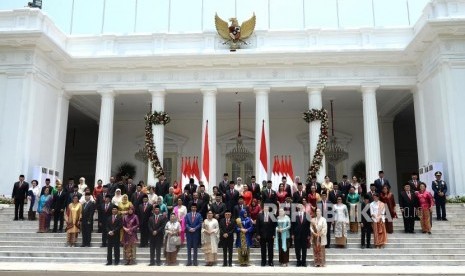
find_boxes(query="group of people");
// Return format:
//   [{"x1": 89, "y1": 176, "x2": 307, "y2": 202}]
[{"x1": 10, "y1": 169, "x2": 448, "y2": 267}]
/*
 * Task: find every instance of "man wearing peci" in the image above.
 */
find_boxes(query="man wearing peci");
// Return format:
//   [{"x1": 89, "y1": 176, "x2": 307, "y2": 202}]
[
  {"x1": 374, "y1": 171, "x2": 391, "y2": 194},
  {"x1": 185, "y1": 203, "x2": 203, "y2": 266},
  {"x1": 256, "y1": 206, "x2": 277, "y2": 266},
  {"x1": 81, "y1": 192, "x2": 96, "y2": 247},
  {"x1": 219, "y1": 210, "x2": 235, "y2": 267},
  {"x1": 148, "y1": 205, "x2": 167, "y2": 266},
  {"x1": 12, "y1": 174, "x2": 29, "y2": 221},
  {"x1": 106, "y1": 207, "x2": 122, "y2": 265},
  {"x1": 292, "y1": 203, "x2": 311, "y2": 267}
]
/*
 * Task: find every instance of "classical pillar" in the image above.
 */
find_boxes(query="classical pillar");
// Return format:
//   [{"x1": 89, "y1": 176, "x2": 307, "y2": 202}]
[
  {"x1": 254, "y1": 87, "x2": 270, "y2": 184},
  {"x1": 95, "y1": 89, "x2": 115, "y2": 184},
  {"x1": 52, "y1": 91, "x2": 71, "y2": 178},
  {"x1": 147, "y1": 88, "x2": 166, "y2": 186},
  {"x1": 201, "y1": 88, "x2": 217, "y2": 192},
  {"x1": 307, "y1": 85, "x2": 326, "y2": 183},
  {"x1": 361, "y1": 85, "x2": 382, "y2": 188},
  {"x1": 412, "y1": 85, "x2": 428, "y2": 166}
]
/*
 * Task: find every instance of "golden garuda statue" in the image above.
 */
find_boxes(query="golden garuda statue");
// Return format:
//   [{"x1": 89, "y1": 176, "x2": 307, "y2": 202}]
[{"x1": 215, "y1": 13, "x2": 256, "y2": 50}]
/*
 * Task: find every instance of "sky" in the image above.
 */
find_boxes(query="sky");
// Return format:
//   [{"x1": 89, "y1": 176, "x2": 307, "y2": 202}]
[{"x1": 0, "y1": 0, "x2": 430, "y2": 35}]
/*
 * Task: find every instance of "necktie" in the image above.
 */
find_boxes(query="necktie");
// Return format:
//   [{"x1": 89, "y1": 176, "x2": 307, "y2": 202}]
[
  {"x1": 381, "y1": 178, "x2": 384, "y2": 185},
  {"x1": 300, "y1": 191, "x2": 302, "y2": 197},
  {"x1": 155, "y1": 215, "x2": 158, "y2": 224},
  {"x1": 300, "y1": 212, "x2": 303, "y2": 223},
  {"x1": 408, "y1": 192, "x2": 411, "y2": 199},
  {"x1": 105, "y1": 204, "x2": 108, "y2": 211},
  {"x1": 268, "y1": 189, "x2": 271, "y2": 198},
  {"x1": 112, "y1": 216, "x2": 115, "y2": 223},
  {"x1": 144, "y1": 203, "x2": 147, "y2": 212},
  {"x1": 230, "y1": 189, "x2": 233, "y2": 195},
  {"x1": 192, "y1": 213, "x2": 195, "y2": 221},
  {"x1": 265, "y1": 213, "x2": 268, "y2": 222},
  {"x1": 226, "y1": 219, "x2": 229, "y2": 226},
  {"x1": 58, "y1": 192, "x2": 61, "y2": 197}
]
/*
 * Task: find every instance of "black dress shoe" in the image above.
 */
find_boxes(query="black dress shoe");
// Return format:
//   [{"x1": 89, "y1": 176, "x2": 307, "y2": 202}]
[
  {"x1": 223, "y1": 264, "x2": 227, "y2": 267},
  {"x1": 193, "y1": 262, "x2": 198, "y2": 266},
  {"x1": 361, "y1": 245, "x2": 365, "y2": 249},
  {"x1": 366, "y1": 245, "x2": 371, "y2": 249},
  {"x1": 106, "y1": 262, "x2": 112, "y2": 266},
  {"x1": 13, "y1": 218, "x2": 18, "y2": 221},
  {"x1": 325, "y1": 245, "x2": 330, "y2": 248},
  {"x1": 442, "y1": 218, "x2": 448, "y2": 221},
  {"x1": 186, "y1": 263, "x2": 192, "y2": 266},
  {"x1": 269, "y1": 263, "x2": 274, "y2": 266},
  {"x1": 148, "y1": 263, "x2": 155, "y2": 266},
  {"x1": 302, "y1": 264, "x2": 307, "y2": 267},
  {"x1": 114, "y1": 262, "x2": 119, "y2": 265},
  {"x1": 229, "y1": 264, "x2": 232, "y2": 267},
  {"x1": 261, "y1": 264, "x2": 266, "y2": 267}
]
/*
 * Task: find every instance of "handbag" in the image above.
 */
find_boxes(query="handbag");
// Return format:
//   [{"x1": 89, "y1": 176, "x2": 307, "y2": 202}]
[{"x1": 170, "y1": 235, "x2": 181, "y2": 246}]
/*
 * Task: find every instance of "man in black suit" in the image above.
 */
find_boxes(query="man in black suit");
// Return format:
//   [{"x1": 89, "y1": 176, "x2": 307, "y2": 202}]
[
  {"x1": 233, "y1": 196, "x2": 250, "y2": 219},
  {"x1": 247, "y1": 175, "x2": 261, "y2": 200},
  {"x1": 12, "y1": 174, "x2": 29, "y2": 221},
  {"x1": 125, "y1": 178, "x2": 136, "y2": 200},
  {"x1": 107, "y1": 176, "x2": 117, "y2": 197},
  {"x1": 210, "y1": 194, "x2": 227, "y2": 221},
  {"x1": 185, "y1": 178, "x2": 198, "y2": 195},
  {"x1": 64, "y1": 178, "x2": 75, "y2": 194},
  {"x1": 292, "y1": 182, "x2": 307, "y2": 203},
  {"x1": 219, "y1": 210, "x2": 235, "y2": 267},
  {"x1": 218, "y1": 173, "x2": 229, "y2": 195},
  {"x1": 374, "y1": 170, "x2": 390, "y2": 193},
  {"x1": 188, "y1": 192, "x2": 206, "y2": 219},
  {"x1": 106, "y1": 207, "x2": 122, "y2": 265},
  {"x1": 99, "y1": 194, "x2": 114, "y2": 247},
  {"x1": 131, "y1": 184, "x2": 144, "y2": 215},
  {"x1": 280, "y1": 177, "x2": 292, "y2": 198},
  {"x1": 328, "y1": 184, "x2": 342, "y2": 204},
  {"x1": 198, "y1": 184, "x2": 210, "y2": 206},
  {"x1": 317, "y1": 192, "x2": 333, "y2": 248},
  {"x1": 81, "y1": 192, "x2": 96, "y2": 247},
  {"x1": 256, "y1": 206, "x2": 277, "y2": 266},
  {"x1": 148, "y1": 205, "x2": 167, "y2": 266},
  {"x1": 51, "y1": 184, "x2": 68, "y2": 232},
  {"x1": 261, "y1": 180, "x2": 277, "y2": 206},
  {"x1": 339, "y1": 175, "x2": 352, "y2": 197},
  {"x1": 139, "y1": 195, "x2": 153, "y2": 248},
  {"x1": 67, "y1": 185, "x2": 82, "y2": 205},
  {"x1": 366, "y1": 184, "x2": 377, "y2": 202},
  {"x1": 224, "y1": 181, "x2": 239, "y2": 212},
  {"x1": 155, "y1": 174, "x2": 170, "y2": 199},
  {"x1": 360, "y1": 195, "x2": 372, "y2": 248},
  {"x1": 292, "y1": 204, "x2": 310, "y2": 267},
  {"x1": 399, "y1": 183, "x2": 418, "y2": 233},
  {"x1": 306, "y1": 175, "x2": 321, "y2": 194},
  {"x1": 408, "y1": 172, "x2": 421, "y2": 192}
]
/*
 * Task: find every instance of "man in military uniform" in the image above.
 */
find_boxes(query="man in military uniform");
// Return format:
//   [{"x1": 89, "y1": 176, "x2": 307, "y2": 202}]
[{"x1": 432, "y1": 171, "x2": 448, "y2": 221}]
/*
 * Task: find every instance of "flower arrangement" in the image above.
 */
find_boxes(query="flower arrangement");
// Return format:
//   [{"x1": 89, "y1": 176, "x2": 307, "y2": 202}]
[
  {"x1": 144, "y1": 111, "x2": 170, "y2": 178},
  {"x1": 302, "y1": 108, "x2": 329, "y2": 182}
]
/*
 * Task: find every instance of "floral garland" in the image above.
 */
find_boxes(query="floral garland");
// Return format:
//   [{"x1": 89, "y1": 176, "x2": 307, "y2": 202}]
[
  {"x1": 144, "y1": 111, "x2": 170, "y2": 178},
  {"x1": 145, "y1": 111, "x2": 171, "y2": 125},
  {"x1": 302, "y1": 108, "x2": 329, "y2": 182}
]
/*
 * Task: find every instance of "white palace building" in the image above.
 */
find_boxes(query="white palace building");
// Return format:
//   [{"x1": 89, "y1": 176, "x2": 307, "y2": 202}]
[{"x1": 1, "y1": 0, "x2": 465, "y2": 198}]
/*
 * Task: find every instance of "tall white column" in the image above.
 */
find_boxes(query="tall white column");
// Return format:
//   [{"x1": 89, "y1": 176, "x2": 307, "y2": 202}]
[
  {"x1": 361, "y1": 85, "x2": 382, "y2": 188},
  {"x1": 147, "y1": 88, "x2": 166, "y2": 186},
  {"x1": 307, "y1": 85, "x2": 326, "y2": 183},
  {"x1": 95, "y1": 89, "x2": 115, "y2": 184},
  {"x1": 201, "y1": 88, "x2": 217, "y2": 192},
  {"x1": 52, "y1": 91, "x2": 71, "y2": 179},
  {"x1": 412, "y1": 85, "x2": 428, "y2": 166},
  {"x1": 254, "y1": 87, "x2": 270, "y2": 184}
]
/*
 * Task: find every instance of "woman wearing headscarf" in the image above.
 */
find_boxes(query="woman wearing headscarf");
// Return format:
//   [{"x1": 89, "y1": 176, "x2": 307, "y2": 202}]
[
  {"x1": 310, "y1": 208, "x2": 328, "y2": 267},
  {"x1": 37, "y1": 187, "x2": 53, "y2": 233},
  {"x1": 235, "y1": 210, "x2": 253, "y2": 266},
  {"x1": 122, "y1": 206, "x2": 139, "y2": 265},
  {"x1": 27, "y1": 180, "x2": 40, "y2": 220},
  {"x1": 112, "y1": 189, "x2": 123, "y2": 206},
  {"x1": 164, "y1": 187, "x2": 176, "y2": 217},
  {"x1": 172, "y1": 181, "x2": 182, "y2": 197},
  {"x1": 173, "y1": 198, "x2": 187, "y2": 245},
  {"x1": 77, "y1": 177, "x2": 88, "y2": 194},
  {"x1": 164, "y1": 212, "x2": 181, "y2": 265},
  {"x1": 275, "y1": 208, "x2": 291, "y2": 267},
  {"x1": 157, "y1": 196, "x2": 168, "y2": 217},
  {"x1": 118, "y1": 194, "x2": 132, "y2": 216},
  {"x1": 202, "y1": 210, "x2": 220, "y2": 266},
  {"x1": 65, "y1": 195, "x2": 82, "y2": 247}
]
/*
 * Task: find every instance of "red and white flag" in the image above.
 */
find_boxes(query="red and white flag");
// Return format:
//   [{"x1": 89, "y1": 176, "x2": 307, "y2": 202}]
[
  {"x1": 193, "y1": 156, "x2": 200, "y2": 184},
  {"x1": 272, "y1": 156, "x2": 277, "y2": 186},
  {"x1": 288, "y1": 155, "x2": 295, "y2": 183},
  {"x1": 201, "y1": 121, "x2": 210, "y2": 189},
  {"x1": 258, "y1": 120, "x2": 268, "y2": 185},
  {"x1": 181, "y1": 157, "x2": 188, "y2": 190}
]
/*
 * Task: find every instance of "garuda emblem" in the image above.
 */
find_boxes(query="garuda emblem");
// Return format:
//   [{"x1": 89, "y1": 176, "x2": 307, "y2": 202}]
[{"x1": 215, "y1": 13, "x2": 256, "y2": 51}]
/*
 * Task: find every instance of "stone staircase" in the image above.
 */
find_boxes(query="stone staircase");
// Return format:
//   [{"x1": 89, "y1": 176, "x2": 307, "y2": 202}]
[{"x1": 0, "y1": 204, "x2": 464, "y2": 266}]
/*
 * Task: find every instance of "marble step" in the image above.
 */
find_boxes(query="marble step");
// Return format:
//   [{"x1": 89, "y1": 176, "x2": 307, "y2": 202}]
[
  {"x1": 0, "y1": 251, "x2": 464, "y2": 262},
  {"x1": 0, "y1": 255, "x2": 464, "y2": 266}
]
